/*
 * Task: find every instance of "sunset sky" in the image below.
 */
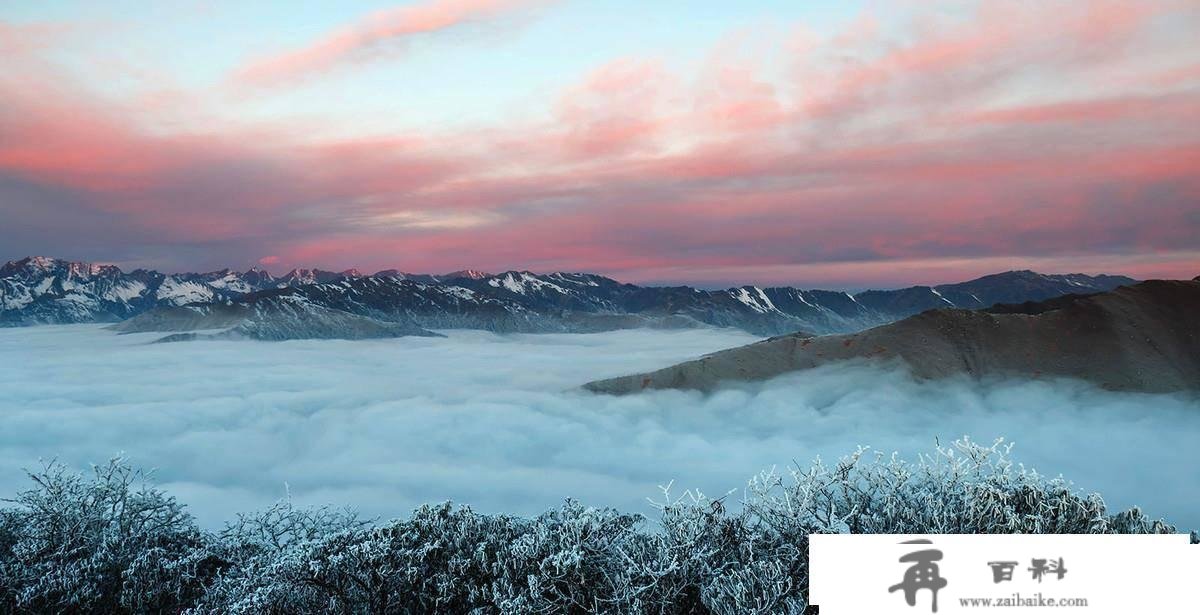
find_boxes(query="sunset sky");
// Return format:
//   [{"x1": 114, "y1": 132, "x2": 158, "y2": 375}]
[{"x1": 2, "y1": 0, "x2": 1198, "y2": 288}]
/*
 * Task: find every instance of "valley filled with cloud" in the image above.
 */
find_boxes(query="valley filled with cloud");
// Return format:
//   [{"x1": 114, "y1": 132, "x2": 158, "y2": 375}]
[{"x1": 3, "y1": 325, "x2": 1196, "y2": 530}]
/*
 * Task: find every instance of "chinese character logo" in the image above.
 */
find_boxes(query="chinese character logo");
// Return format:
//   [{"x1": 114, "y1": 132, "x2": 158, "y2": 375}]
[
  {"x1": 1029, "y1": 557, "x2": 1067, "y2": 582},
  {"x1": 988, "y1": 557, "x2": 1068, "y2": 583},
  {"x1": 888, "y1": 539, "x2": 949, "y2": 612},
  {"x1": 987, "y1": 561, "x2": 1018, "y2": 583}
]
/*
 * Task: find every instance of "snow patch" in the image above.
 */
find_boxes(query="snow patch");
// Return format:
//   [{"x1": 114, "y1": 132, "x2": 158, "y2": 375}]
[
  {"x1": 755, "y1": 287, "x2": 778, "y2": 312},
  {"x1": 156, "y1": 278, "x2": 215, "y2": 306},
  {"x1": 34, "y1": 277, "x2": 54, "y2": 295},
  {"x1": 793, "y1": 290, "x2": 816, "y2": 309},
  {"x1": 930, "y1": 287, "x2": 954, "y2": 305},
  {"x1": 1, "y1": 287, "x2": 34, "y2": 310},
  {"x1": 205, "y1": 273, "x2": 252, "y2": 294},
  {"x1": 442, "y1": 286, "x2": 476, "y2": 300},
  {"x1": 733, "y1": 287, "x2": 776, "y2": 313},
  {"x1": 104, "y1": 280, "x2": 147, "y2": 302},
  {"x1": 490, "y1": 272, "x2": 569, "y2": 296}
]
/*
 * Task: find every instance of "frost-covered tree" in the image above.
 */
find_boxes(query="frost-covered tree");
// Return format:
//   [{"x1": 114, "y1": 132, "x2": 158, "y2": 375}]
[
  {"x1": 0, "y1": 439, "x2": 1187, "y2": 614},
  {"x1": 0, "y1": 459, "x2": 223, "y2": 613}
]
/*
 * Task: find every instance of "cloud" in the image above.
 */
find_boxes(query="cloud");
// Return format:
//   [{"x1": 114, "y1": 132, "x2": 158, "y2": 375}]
[
  {"x1": 1, "y1": 2, "x2": 1199, "y2": 282},
  {"x1": 233, "y1": 0, "x2": 551, "y2": 87},
  {"x1": 359, "y1": 208, "x2": 504, "y2": 230},
  {"x1": 0, "y1": 326, "x2": 1196, "y2": 531}
]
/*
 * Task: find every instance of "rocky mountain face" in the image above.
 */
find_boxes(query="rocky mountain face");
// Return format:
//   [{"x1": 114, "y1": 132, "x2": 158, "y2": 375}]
[
  {"x1": 140, "y1": 294, "x2": 443, "y2": 343},
  {"x1": 112, "y1": 273, "x2": 699, "y2": 338},
  {"x1": 1, "y1": 256, "x2": 1138, "y2": 341},
  {"x1": 583, "y1": 278, "x2": 1200, "y2": 394},
  {"x1": 0, "y1": 257, "x2": 257, "y2": 325}
]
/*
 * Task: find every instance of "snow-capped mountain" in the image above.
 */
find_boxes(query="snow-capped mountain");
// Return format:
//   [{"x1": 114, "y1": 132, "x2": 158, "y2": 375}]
[
  {"x1": 0, "y1": 256, "x2": 1138, "y2": 339},
  {"x1": 0, "y1": 257, "x2": 283, "y2": 325},
  {"x1": 240, "y1": 266, "x2": 275, "y2": 288},
  {"x1": 0, "y1": 257, "x2": 142, "y2": 324},
  {"x1": 442, "y1": 269, "x2": 491, "y2": 280},
  {"x1": 371, "y1": 270, "x2": 441, "y2": 283},
  {"x1": 275, "y1": 268, "x2": 345, "y2": 287}
]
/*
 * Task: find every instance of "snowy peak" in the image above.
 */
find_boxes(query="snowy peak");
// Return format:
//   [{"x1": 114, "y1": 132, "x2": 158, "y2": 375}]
[
  {"x1": 241, "y1": 266, "x2": 275, "y2": 286},
  {"x1": 473, "y1": 271, "x2": 622, "y2": 311},
  {"x1": 69, "y1": 262, "x2": 121, "y2": 278},
  {"x1": 442, "y1": 269, "x2": 491, "y2": 280},
  {"x1": 278, "y1": 268, "x2": 345, "y2": 287},
  {"x1": 1, "y1": 257, "x2": 149, "y2": 323},
  {"x1": 482, "y1": 271, "x2": 619, "y2": 292},
  {"x1": 155, "y1": 276, "x2": 217, "y2": 306},
  {"x1": 0, "y1": 256, "x2": 1144, "y2": 335},
  {"x1": 193, "y1": 269, "x2": 253, "y2": 294},
  {"x1": 0, "y1": 257, "x2": 283, "y2": 325},
  {"x1": 1, "y1": 256, "x2": 119, "y2": 280},
  {"x1": 0, "y1": 256, "x2": 61, "y2": 276},
  {"x1": 485, "y1": 271, "x2": 551, "y2": 295},
  {"x1": 371, "y1": 270, "x2": 441, "y2": 283}
]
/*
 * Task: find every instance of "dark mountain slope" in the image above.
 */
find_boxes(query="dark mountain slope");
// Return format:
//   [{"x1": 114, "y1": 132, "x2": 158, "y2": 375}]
[{"x1": 584, "y1": 279, "x2": 1200, "y2": 394}]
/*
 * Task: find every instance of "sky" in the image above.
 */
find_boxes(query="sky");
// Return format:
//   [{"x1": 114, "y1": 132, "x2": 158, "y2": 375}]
[
  {"x1": 1, "y1": 0, "x2": 1198, "y2": 288},
  {"x1": 3, "y1": 325, "x2": 1197, "y2": 530}
]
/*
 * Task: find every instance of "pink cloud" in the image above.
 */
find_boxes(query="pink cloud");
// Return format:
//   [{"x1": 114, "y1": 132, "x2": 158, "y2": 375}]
[
  {"x1": 692, "y1": 31, "x2": 788, "y2": 135},
  {"x1": 2, "y1": 2, "x2": 1198, "y2": 284},
  {"x1": 962, "y1": 94, "x2": 1198, "y2": 126},
  {"x1": 233, "y1": 0, "x2": 550, "y2": 86},
  {"x1": 551, "y1": 58, "x2": 674, "y2": 157}
]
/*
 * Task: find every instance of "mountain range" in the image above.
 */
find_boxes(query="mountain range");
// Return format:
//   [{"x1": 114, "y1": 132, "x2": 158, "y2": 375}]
[
  {"x1": 584, "y1": 277, "x2": 1200, "y2": 394},
  {"x1": 1, "y1": 256, "x2": 1137, "y2": 341}
]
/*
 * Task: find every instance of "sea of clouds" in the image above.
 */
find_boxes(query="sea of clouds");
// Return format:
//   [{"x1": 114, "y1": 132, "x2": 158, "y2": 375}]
[{"x1": 1, "y1": 324, "x2": 1197, "y2": 530}]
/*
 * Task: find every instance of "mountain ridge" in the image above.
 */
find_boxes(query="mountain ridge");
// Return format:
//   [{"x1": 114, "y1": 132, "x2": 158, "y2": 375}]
[
  {"x1": 1, "y1": 256, "x2": 1139, "y2": 341},
  {"x1": 582, "y1": 278, "x2": 1200, "y2": 394}
]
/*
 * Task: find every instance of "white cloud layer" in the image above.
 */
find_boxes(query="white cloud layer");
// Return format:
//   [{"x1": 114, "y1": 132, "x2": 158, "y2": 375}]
[{"x1": 1, "y1": 325, "x2": 1197, "y2": 530}]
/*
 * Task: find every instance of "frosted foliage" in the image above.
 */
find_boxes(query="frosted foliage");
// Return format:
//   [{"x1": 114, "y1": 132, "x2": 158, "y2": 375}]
[
  {"x1": 0, "y1": 460, "x2": 218, "y2": 613},
  {"x1": 0, "y1": 440, "x2": 1186, "y2": 614}
]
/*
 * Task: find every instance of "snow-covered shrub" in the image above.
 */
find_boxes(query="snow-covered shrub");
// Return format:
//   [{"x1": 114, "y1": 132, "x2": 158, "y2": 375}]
[
  {"x1": 197, "y1": 502, "x2": 526, "y2": 613},
  {"x1": 0, "y1": 459, "x2": 223, "y2": 613},
  {"x1": 220, "y1": 496, "x2": 365, "y2": 558},
  {"x1": 741, "y1": 437, "x2": 1175, "y2": 536},
  {"x1": 0, "y1": 439, "x2": 1184, "y2": 614},
  {"x1": 198, "y1": 501, "x2": 672, "y2": 614}
]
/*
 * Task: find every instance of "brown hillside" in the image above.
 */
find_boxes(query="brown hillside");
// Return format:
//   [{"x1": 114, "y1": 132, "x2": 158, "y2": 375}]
[{"x1": 584, "y1": 279, "x2": 1200, "y2": 394}]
